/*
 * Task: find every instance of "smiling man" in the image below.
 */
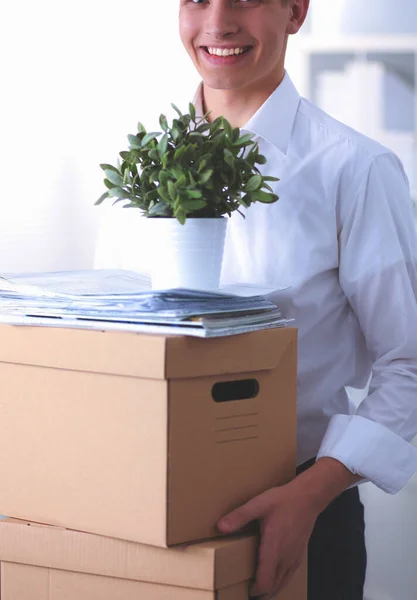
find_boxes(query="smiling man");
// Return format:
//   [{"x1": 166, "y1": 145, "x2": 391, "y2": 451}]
[{"x1": 178, "y1": 1, "x2": 417, "y2": 599}]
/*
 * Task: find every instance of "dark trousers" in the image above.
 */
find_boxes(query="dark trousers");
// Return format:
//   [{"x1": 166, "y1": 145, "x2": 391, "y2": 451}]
[{"x1": 297, "y1": 460, "x2": 367, "y2": 600}]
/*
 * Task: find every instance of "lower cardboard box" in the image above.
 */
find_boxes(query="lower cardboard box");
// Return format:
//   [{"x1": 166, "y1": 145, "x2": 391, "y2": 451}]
[{"x1": 0, "y1": 518, "x2": 306, "y2": 599}]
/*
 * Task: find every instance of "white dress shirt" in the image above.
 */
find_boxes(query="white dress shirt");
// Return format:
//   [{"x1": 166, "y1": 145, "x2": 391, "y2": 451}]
[{"x1": 95, "y1": 72, "x2": 417, "y2": 494}]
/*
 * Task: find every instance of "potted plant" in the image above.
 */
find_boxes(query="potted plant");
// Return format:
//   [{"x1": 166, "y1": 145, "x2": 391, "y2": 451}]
[{"x1": 96, "y1": 103, "x2": 279, "y2": 290}]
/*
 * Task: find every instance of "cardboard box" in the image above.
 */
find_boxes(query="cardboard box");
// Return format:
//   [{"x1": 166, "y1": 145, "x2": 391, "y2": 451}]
[
  {"x1": 0, "y1": 326, "x2": 297, "y2": 547},
  {"x1": 0, "y1": 518, "x2": 307, "y2": 600}
]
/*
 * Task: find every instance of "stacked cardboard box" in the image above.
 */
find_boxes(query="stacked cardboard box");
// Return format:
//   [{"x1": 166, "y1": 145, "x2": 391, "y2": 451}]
[
  {"x1": 0, "y1": 518, "x2": 306, "y2": 599},
  {"x1": 0, "y1": 325, "x2": 305, "y2": 598}
]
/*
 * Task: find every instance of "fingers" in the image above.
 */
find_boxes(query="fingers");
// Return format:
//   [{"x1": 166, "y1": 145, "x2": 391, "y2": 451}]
[
  {"x1": 218, "y1": 493, "x2": 269, "y2": 533},
  {"x1": 249, "y1": 528, "x2": 280, "y2": 597},
  {"x1": 249, "y1": 568, "x2": 295, "y2": 600},
  {"x1": 270, "y1": 565, "x2": 298, "y2": 598}
]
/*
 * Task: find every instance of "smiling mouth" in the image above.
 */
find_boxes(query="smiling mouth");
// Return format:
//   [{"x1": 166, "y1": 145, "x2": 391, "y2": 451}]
[{"x1": 202, "y1": 46, "x2": 252, "y2": 57}]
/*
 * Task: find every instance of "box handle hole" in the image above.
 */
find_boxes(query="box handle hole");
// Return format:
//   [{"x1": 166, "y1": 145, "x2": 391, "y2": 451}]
[{"x1": 212, "y1": 379, "x2": 259, "y2": 403}]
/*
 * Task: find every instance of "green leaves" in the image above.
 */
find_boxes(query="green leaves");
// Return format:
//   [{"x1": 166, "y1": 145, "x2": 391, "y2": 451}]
[
  {"x1": 251, "y1": 191, "x2": 279, "y2": 204},
  {"x1": 168, "y1": 180, "x2": 177, "y2": 202},
  {"x1": 159, "y1": 170, "x2": 170, "y2": 186},
  {"x1": 222, "y1": 117, "x2": 233, "y2": 140},
  {"x1": 223, "y1": 148, "x2": 235, "y2": 168},
  {"x1": 236, "y1": 133, "x2": 254, "y2": 145},
  {"x1": 181, "y1": 198, "x2": 207, "y2": 211},
  {"x1": 148, "y1": 202, "x2": 171, "y2": 217},
  {"x1": 199, "y1": 169, "x2": 213, "y2": 184},
  {"x1": 158, "y1": 134, "x2": 169, "y2": 159},
  {"x1": 171, "y1": 103, "x2": 182, "y2": 117},
  {"x1": 108, "y1": 187, "x2": 131, "y2": 199},
  {"x1": 185, "y1": 190, "x2": 203, "y2": 199},
  {"x1": 128, "y1": 135, "x2": 142, "y2": 150},
  {"x1": 189, "y1": 103, "x2": 196, "y2": 122},
  {"x1": 99, "y1": 163, "x2": 119, "y2": 173},
  {"x1": 96, "y1": 102, "x2": 279, "y2": 223},
  {"x1": 159, "y1": 114, "x2": 168, "y2": 132},
  {"x1": 141, "y1": 132, "x2": 161, "y2": 147},
  {"x1": 195, "y1": 123, "x2": 211, "y2": 134},
  {"x1": 95, "y1": 191, "x2": 109, "y2": 205},
  {"x1": 104, "y1": 170, "x2": 124, "y2": 187},
  {"x1": 245, "y1": 174, "x2": 262, "y2": 192}
]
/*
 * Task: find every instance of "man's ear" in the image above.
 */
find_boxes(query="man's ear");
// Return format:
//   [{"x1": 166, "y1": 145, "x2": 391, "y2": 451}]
[{"x1": 286, "y1": 0, "x2": 309, "y2": 36}]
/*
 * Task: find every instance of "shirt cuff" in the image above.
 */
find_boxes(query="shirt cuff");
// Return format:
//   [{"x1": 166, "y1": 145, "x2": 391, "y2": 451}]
[{"x1": 316, "y1": 414, "x2": 417, "y2": 494}]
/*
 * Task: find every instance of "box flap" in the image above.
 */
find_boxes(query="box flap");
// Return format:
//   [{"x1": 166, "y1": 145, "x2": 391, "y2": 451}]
[
  {"x1": 0, "y1": 519, "x2": 257, "y2": 591},
  {"x1": 0, "y1": 325, "x2": 296, "y2": 380},
  {"x1": 0, "y1": 326, "x2": 168, "y2": 379},
  {"x1": 164, "y1": 328, "x2": 296, "y2": 379}
]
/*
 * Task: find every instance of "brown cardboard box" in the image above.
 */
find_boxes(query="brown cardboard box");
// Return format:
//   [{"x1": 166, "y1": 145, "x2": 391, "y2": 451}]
[
  {"x1": 0, "y1": 326, "x2": 297, "y2": 547},
  {"x1": 0, "y1": 518, "x2": 307, "y2": 600}
]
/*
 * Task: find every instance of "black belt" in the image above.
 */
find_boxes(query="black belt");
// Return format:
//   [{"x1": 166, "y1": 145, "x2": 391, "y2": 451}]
[{"x1": 296, "y1": 457, "x2": 316, "y2": 476}]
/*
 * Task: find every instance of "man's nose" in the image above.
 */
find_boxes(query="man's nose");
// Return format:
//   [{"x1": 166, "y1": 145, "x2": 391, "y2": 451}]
[{"x1": 204, "y1": 3, "x2": 240, "y2": 38}]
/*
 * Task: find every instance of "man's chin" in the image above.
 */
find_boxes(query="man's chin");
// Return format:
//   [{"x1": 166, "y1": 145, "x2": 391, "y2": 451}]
[{"x1": 200, "y1": 75, "x2": 247, "y2": 92}]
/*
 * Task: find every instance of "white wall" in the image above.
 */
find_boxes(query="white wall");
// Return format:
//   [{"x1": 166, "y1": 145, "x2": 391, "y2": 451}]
[
  {"x1": 361, "y1": 473, "x2": 417, "y2": 600},
  {"x1": 0, "y1": 0, "x2": 199, "y2": 272},
  {"x1": 311, "y1": 0, "x2": 417, "y2": 34}
]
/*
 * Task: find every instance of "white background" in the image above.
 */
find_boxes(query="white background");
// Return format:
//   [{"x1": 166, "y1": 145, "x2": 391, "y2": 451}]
[
  {"x1": 0, "y1": 1, "x2": 199, "y2": 271},
  {"x1": 1, "y1": 3, "x2": 416, "y2": 599}
]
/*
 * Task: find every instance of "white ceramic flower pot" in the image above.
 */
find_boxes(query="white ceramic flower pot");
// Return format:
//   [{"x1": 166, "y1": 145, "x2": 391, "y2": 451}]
[{"x1": 146, "y1": 217, "x2": 228, "y2": 291}]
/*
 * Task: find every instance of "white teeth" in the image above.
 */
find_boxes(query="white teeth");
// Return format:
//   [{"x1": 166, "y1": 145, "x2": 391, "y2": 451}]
[{"x1": 207, "y1": 47, "x2": 246, "y2": 57}]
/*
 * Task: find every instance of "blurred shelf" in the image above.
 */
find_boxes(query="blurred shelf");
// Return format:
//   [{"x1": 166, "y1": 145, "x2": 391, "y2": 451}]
[
  {"x1": 298, "y1": 35, "x2": 417, "y2": 53},
  {"x1": 294, "y1": 32, "x2": 417, "y2": 197}
]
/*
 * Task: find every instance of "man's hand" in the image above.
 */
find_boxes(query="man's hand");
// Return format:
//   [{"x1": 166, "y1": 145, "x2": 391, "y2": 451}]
[
  {"x1": 217, "y1": 457, "x2": 361, "y2": 598},
  {"x1": 217, "y1": 481, "x2": 316, "y2": 597}
]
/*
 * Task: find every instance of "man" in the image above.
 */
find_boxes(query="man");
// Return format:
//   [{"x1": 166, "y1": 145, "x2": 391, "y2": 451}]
[{"x1": 178, "y1": 0, "x2": 417, "y2": 599}]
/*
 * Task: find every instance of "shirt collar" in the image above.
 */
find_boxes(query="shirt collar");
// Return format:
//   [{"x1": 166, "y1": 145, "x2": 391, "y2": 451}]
[{"x1": 193, "y1": 71, "x2": 301, "y2": 155}]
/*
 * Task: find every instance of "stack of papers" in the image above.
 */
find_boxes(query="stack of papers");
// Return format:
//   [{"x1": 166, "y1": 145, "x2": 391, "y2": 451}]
[{"x1": 0, "y1": 270, "x2": 290, "y2": 338}]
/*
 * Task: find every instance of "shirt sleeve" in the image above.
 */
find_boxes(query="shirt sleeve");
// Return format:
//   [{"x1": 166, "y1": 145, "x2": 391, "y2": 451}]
[{"x1": 317, "y1": 152, "x2": 417, "y2": 494}]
